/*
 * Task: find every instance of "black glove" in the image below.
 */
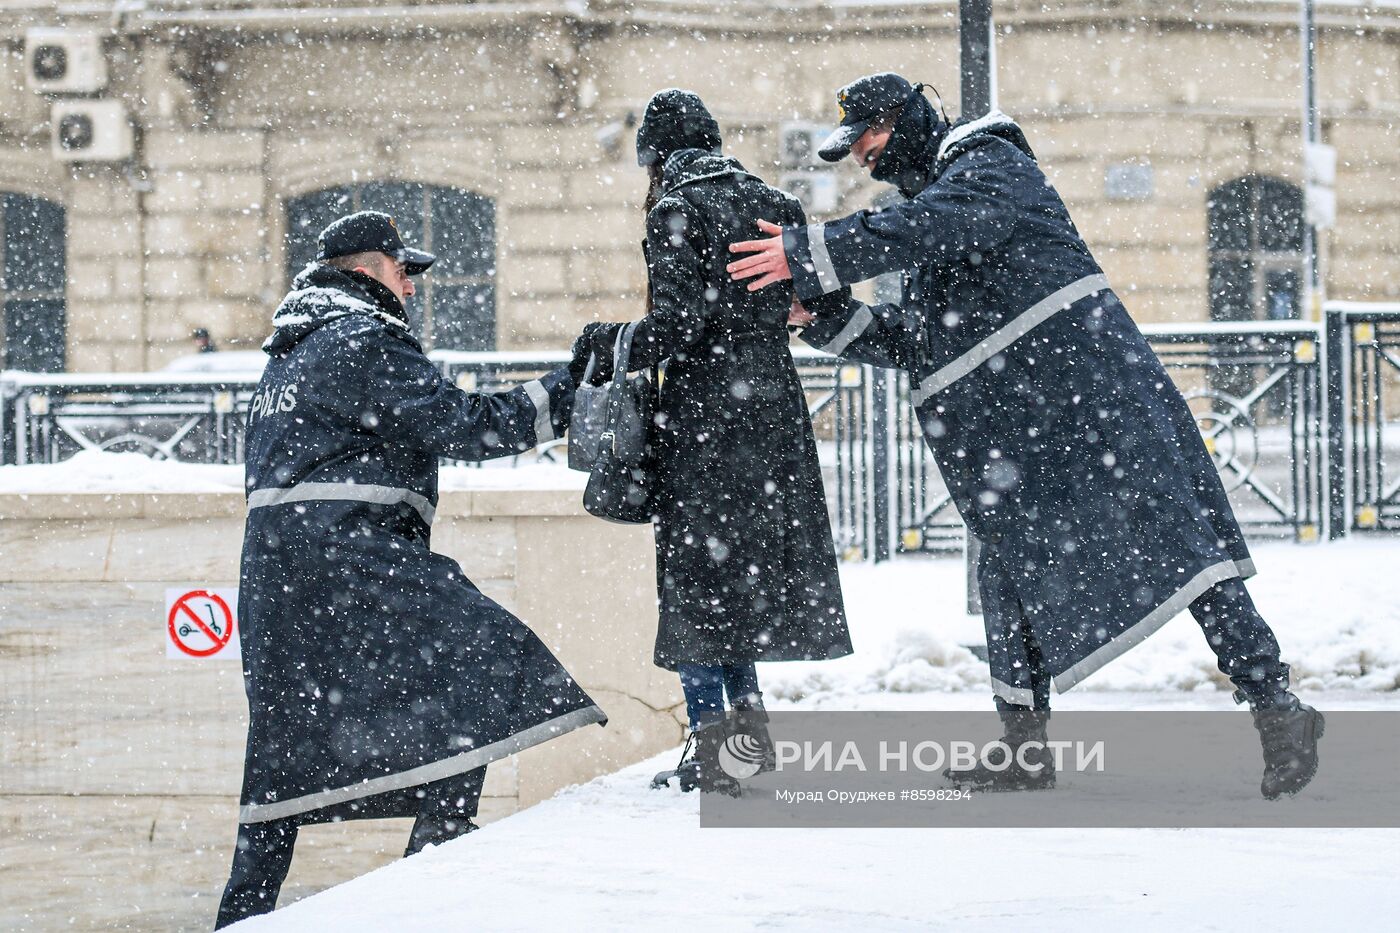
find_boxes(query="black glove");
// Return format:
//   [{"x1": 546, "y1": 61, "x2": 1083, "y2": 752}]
[
  {"x1": 568, "y1": 330, "x2": 595, "y2": 386},
  {"x1": 571, "y1": 322, "x2": 623, "y2": 386}
]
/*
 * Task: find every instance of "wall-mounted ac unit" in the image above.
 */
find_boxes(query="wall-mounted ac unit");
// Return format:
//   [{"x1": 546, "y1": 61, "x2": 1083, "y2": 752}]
[
  {"x1": 778, "y1": 122, "x2": 830, "y2": 171},
  {"x1": 25, "y1": 28, "x2": 108, "y2": 94},
  {"x1": 779, "y1": 172, "x2": 840, "y2": 215},
  {"x1": 51, "y1": 101, "x2": 133, "y2": 162}
]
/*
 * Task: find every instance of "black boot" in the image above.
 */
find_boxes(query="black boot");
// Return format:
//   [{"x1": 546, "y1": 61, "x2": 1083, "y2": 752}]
[
  {"x1": 944, "y1": 709, "x2": 1056, "y2": 793},
  {"x1": 686, "y1": 720, "x2": 742, "y2": 795},
  {"x1": 730, "y1": 705, "x2": 777, "y2": 776},
  {"x1": 651, "y1": 722, "x2": 741, "y2": 795},
  {"x1": 650, "y1": 729, "x2": 697, "y2": 790},
  {"x1": 404, "y1": 813, "x2": 479, "y2": 857},
  {"x1": 1240, "y1": 689, "x2": 1325, "y2": 800}
]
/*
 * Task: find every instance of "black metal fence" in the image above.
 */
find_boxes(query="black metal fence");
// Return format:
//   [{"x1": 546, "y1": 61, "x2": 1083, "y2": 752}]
[
  {"x1": 3, "y1": 304, "x2": 1398, "y2": 560},
  {"x1": 871, "y1": 321, "x2": 1328, "y2": 557},
  {"x1": 1326, "y1": 303, "x2": 1400, "y2": 536},
  {"x1": 0, "y1": 372, "x2": 256, "y2": 465}
]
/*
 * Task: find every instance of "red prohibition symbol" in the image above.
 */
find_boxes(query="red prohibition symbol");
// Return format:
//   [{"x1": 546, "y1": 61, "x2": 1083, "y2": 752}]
[{"x1": 167, "y1": 590, "x2": 235, "y2": 658}]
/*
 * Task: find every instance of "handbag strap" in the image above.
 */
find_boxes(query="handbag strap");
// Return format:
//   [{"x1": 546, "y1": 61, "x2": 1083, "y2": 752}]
[{"x1": 603, "y1": 320, "x2": 643, "y2": 433}]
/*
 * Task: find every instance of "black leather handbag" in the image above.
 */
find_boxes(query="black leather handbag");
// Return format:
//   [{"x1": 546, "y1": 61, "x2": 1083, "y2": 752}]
[{"x1": 571, "y1": 321, "x2": 658, "y2": 524}]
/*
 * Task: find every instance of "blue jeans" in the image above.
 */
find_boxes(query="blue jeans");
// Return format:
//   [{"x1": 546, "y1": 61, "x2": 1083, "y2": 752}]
[{"x1": 677, "y1": 663, "x2": 761, "y2": 730}]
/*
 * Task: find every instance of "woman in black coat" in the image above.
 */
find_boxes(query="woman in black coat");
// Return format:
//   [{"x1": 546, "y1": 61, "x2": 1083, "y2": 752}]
[{"x1": 577, "y1": 90, "x2": 852, "y2": 791}]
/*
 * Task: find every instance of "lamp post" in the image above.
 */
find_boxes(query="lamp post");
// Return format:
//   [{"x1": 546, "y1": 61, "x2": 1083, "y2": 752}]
[
  {"x1": 960, "y1": 0, "x2": 995, "y2": 613},
  {"x1": 960, "y1": 0, "x2": 997, "y2": 118},
  {"x1": 1301, "y1": 0, "x2": 1321, "y2": 319}
]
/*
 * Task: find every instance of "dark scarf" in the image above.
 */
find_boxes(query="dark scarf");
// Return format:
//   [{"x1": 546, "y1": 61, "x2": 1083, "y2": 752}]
[{"x1": 871, "y1": 93, "x2": 948, "y2": 198}]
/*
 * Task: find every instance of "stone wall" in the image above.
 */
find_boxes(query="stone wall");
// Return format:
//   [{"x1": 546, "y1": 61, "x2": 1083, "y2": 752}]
[
  {"x1": 0, "y1": 2, "x2": 1394, "y2": 370},
  {"x1": 0, "y1": 484, "x2": 681, "y2": 930}
]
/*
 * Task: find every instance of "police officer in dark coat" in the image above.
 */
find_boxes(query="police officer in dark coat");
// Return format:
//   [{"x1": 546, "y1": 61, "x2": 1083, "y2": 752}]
[
  {"x1": 216, "y1": 211, "x2": 605, "y2": 927},
  {"x1": 728, "y1": 73, "x2": 1322, "y2": 798},
  {"x1": 576, "y1": 90, "x2": 851, "y2": 792}
]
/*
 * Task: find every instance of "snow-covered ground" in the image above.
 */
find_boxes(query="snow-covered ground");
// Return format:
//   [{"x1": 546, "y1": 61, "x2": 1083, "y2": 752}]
[
  {"x1": 242, "y1": 696, "x2": 1398, "y2": 933},
  {"x1": 236, "y1": 538, "x2": 1400, "y2": 931}
]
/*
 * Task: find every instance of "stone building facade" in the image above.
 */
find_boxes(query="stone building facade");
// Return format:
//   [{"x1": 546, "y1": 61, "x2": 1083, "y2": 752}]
[{"x1": 0, "y1": 0, "x2": 1396, "y2": 372}]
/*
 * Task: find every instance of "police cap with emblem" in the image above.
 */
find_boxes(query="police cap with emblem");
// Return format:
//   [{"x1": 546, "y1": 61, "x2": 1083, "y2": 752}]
[
  {"x1": 315, "y1": 210, "x2": 436, "y2": 275},
  {"x1": 817, "y1": 72, "x2": 925, "y2": 163}
]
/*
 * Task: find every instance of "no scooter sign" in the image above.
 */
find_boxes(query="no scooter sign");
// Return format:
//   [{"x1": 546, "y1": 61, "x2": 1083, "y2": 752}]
[{"x1": 165, "y1": 588, "x2": 240, "y2": 660}]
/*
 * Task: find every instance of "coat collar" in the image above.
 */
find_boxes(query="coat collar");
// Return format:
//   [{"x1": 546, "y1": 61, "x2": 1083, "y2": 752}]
[
  {"x1": 264, "y1": 263, "x2": 414, "y2": 355},
  {"x1": 657, "y1": 149, "x2": 756, "y2": 198},
  {"x1": 932, "y1": 111, "x2": 1035, "y2": 176}
]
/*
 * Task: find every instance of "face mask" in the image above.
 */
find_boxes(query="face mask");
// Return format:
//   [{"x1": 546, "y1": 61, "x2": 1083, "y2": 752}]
[{"x1": 870, "y1": 95, "x2": 944, "y2": 195}]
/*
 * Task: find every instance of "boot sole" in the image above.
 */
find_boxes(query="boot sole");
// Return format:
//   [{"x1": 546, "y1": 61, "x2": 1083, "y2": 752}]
[
  {"x1": 956, "y1": 777, "x2": 1057, "y2": 794},
  {"x1": 945, "y1": 769, "x2": 1057, "y2": 793},
  {"x1": 1263, "y1": 709, "x2": 1325, "y2": 801}
]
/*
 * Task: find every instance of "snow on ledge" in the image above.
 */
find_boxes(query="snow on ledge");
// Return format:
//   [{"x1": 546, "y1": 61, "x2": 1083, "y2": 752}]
[
  {"x1": 0, "y1": 451, "x2": 587, "y2": 495},
  {"x1": 0, "y1": 451, "x2": 245, "y2": 494}
]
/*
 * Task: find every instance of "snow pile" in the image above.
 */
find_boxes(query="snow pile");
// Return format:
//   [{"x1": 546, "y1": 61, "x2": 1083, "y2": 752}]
[
  {"x1": 161, "y1": 351, "x2": 268, "y2": 374},
  {"x1": 0, "y1": 450, "x2": 244, "y2": 493},
  {"x1": 766, "y1": 540, "x2": 1400, "y2": 705},
  {"x1": 242, "y1": 744, "x2": 1400, "y2": 932},
  {"x1": 764, "y1": 556, "x2": 986, "y2": 702}
]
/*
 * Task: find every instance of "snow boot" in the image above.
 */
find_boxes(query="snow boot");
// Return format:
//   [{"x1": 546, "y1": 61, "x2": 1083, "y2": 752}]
[
  {"x1": 655, "y1": 722, "x2": 741, "y2": 795},
  {"x1": 944, "y1": 709, "x2": 1056, "y2": 793},
  {"x1": 687, "y1": 720, "x2": 742, "y2": 795},
  {"x1": 650, "y1": 729, "x2": 696, "y2": 790},
  {"x1": 1240, "y1": 689, "x2": 1325, "y2": 800},
  {"x1": 730, "y1": 705, "x2": 777, "y2": 776}
]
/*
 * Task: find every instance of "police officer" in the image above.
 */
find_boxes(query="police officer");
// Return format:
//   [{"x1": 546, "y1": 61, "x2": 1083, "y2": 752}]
[
  {"x1": 728, "y1": 74, "x2": 1322, "y2": 799},
  {"x1": 217, "y1": 211, "x2": 605, "y2": 926}
]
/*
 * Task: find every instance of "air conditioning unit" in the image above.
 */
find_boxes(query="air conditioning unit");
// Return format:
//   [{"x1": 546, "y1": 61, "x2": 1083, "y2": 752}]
[
  {"x1": 51, "y1": 101, "x2": 133, "y2": 162},
  {"x1": 778, "y1": 122, "x2": 829, "y2": 170},
  {"x1": 25, "y1": 28, "x2": 108, "y2": 94},
  {"x1": 779, "y1": 172, "x2": 840, "y2": 215}
]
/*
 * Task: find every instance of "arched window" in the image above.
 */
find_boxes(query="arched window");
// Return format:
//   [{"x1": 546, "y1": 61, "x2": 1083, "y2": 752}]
[
  {"x1": 285, "y1": 182, "x2": 496, "y2": 350},
  {"x1": 1207, "y1": 176, "x2": 1305, "y2": 324},
  {"x1": 1, "y1": 193, "x2": 66, "y2": 372}
]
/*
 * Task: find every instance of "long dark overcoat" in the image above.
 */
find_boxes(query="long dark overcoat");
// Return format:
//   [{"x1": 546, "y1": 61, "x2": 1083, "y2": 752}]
[
  {"x1": 786, "y1": 115, "x2": 1253, "y2": 705},
  {"x1": 626, "y1": 150, "x2": 852, "y2": 670},
  {"x1": 236, "y1": 263, "x2": 604, "y2": 826}
]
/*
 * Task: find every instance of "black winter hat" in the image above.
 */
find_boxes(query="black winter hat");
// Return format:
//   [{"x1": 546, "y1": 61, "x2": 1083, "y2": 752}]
[
  {"x1": 635, "y1": 89, "x2": 722, "y2": 167},
  {"x1": 818, "y1": 72, "x2": 924, "y2": 162},
  {"x1": 316, "y1": 210, "x2": 436, "y2": 275}
]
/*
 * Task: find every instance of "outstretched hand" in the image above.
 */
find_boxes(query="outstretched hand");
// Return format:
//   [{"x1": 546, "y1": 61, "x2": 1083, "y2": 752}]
[{"x1": 727, "y1": 219, "x2": 792, "y2": 292}]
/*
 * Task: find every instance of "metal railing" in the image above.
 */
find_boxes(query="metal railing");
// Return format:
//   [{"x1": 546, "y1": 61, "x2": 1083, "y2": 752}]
[
  {"x1": 881, "y1": 321, "x2": 1327, "y2": 554},
  {"x1": 1325, "y1": 302, "x2": 1400, "y2": 536},
  {"x1": 434, "y1": 348, "x2": 873, "y2": 560},
  {"x1": 0, "y1": 371, "x2": 258, "y2": 466},
  {"x1": 4, "y1": 306, "x2": 1399, "y2": 560}
]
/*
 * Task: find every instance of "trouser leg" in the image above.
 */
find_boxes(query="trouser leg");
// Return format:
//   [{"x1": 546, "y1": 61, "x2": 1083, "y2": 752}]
[
  {"x1": 678, "y1": 663, "x2": 726, "y2": 730},
  {"x1": 993, "y1": 603, "x2": 1053, "y2": 717},
  {"x1": 720, "y1": 663, "x2": 762, "y2": 710},
  {"x1": 405, "y1": 767, "x2": 487, "y2": 857},
  {"x1": 214, "y1": 818, "x2": 298, "y2": 929},
  {"x1": 1188, "y1": 578, "x2": 1290, "y2": 702}
]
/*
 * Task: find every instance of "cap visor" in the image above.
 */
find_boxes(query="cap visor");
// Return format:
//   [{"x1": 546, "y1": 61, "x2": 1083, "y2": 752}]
[
  {"x1": 817, "y1": 122, "x2": 867, "y2": 163},
  {"x1": 399, "y1": 248, "x2": 436, "y2": 275}
]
